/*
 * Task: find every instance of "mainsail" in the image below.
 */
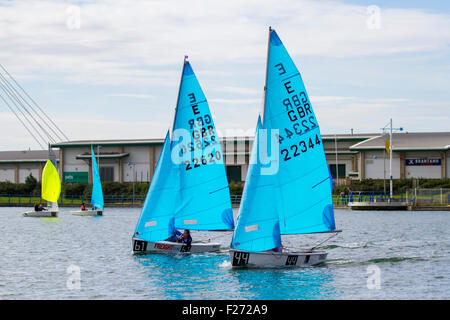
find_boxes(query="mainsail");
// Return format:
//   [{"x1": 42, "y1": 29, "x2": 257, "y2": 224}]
[
  {"x1": 231, "y1": 28, "x2": 335, "y2": 252},
  {"x1": 133, "y1": 58, "x2": 233, "y2": 243},
  {"x1": 172, "y1": 60, "x2": 234, "y2": 231},
  {"x1": 91, "y1": 146, "x2": 104, "y2": 210},
  {"x1": 264, "y1": 29, "x2": 335, "y2": 235},
  {"x1": 41, "y1": 159, "x2": 61, "y2": 203}
]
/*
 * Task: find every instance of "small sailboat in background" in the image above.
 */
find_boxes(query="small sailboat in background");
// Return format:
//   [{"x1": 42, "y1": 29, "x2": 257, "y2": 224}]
[
  {"x1": 229, "y1": 28, "x2": 340, "y2": 267},
  {"x1": 132, "y1": 57, "x2": 234, "y2": 254},
  {"x1": 23, "y1": 148, "x2": 61, "y2": 217},
  {"x1": 71, "y1": 146, "x2": 104, "y2": 216}
]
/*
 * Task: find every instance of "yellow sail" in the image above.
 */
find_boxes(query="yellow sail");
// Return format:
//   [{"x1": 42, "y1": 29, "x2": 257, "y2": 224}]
[{"x1": 42, "y1": 160, "x2": 61, "y2": 202}]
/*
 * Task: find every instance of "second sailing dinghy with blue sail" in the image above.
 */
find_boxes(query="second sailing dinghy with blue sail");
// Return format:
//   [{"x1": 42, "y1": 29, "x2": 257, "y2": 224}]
[
  {"x1": 71, "y1": 146, "x2": 104, "y2": 216},
  {"x1": 229, "y1": 28, "x2": 340, "y2": 267},
  {"x1": 132, "y1": 58, "x2": 234, "y2": 254}
]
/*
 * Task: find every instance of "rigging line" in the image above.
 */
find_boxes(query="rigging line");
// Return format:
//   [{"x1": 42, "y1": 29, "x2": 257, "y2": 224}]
[
  {"x1": 0, "y1": 75, "x2": 56, "y2": 144},
  {"x1": 0, "y1": 70, "x2": 63, "y2": 142},
  {"x1": 0, "y1": 64, "x2": 69, "y2": 141},
  {"x1": 0, "y1": 73, "x2": 57, "y2": 144},
  {"x1": 0, "y1": 93, "x2": 45, "y2": 149},
  {"x1": 0, "y1": 83, "x2": 49, "y2": 147}
]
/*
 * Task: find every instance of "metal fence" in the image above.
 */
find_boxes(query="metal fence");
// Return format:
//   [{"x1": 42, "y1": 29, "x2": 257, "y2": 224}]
[
  {"x1": 406, "y1": 188, "x2": 450, "y2": 206},
  {"x1": 0, "y1": 194, "x2": 244, "y2": 205},
  {"x1": 3, "y1": 190, "x2": 447, "y2": 206}
]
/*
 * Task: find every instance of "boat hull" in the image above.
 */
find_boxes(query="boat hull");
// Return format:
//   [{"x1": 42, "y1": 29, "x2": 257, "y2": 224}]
[
  {"x1": 23, "y1": 211, "x2": 58, "y2": 217},
  {"x1": 132, "y1": 239, "x2": 221, "y2": 254},
  {"x1": 229, "y1": 249, "x2": 328, "y2": 268},
  {"x1": 71, "y1": 210, "x2": 103, "y2": 216}
]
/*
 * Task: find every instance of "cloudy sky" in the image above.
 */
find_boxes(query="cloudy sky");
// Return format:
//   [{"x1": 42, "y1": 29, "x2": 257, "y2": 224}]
[{"x1": 0, "y1": 0, "x2": 449, "y2": 150}]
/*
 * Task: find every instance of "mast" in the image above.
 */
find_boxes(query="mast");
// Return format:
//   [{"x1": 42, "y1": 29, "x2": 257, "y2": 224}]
[
  {"x1": 171, "y1": 56, "x2": 189, "y2": 139},
  {"x1": 389, "y1": 118, "x2": 393, "y2": 202},
  {"x1": 261, "y1": 27, "x2": 272, "y2": 126}
]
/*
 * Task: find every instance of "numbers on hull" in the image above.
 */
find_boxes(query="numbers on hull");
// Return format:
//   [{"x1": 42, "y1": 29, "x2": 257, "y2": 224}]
[
  {"x1": 133, "y1": 240, "x2": 148, "y2": 252},
  {"x1": 180, "y1": 244, "x2": 192, "y2": 253},
  {"x1": 286, "y1": 255, "x2": 298, "y2": 266},
  {"x1": 232, "y1": 252, "x2": 250, "y2": 266}
]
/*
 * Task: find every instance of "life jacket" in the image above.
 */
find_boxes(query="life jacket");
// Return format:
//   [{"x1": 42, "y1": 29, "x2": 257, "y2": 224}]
[
  {"x1": 167, "y1": 230, "x2": 183, "y2": 242},
  {"x1": 182, "y1": 235, "x2": 192, "y2": 245}
]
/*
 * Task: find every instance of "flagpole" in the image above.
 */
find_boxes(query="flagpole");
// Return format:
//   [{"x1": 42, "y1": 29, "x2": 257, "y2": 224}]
[{"x1": 389, "y1": 118, "x2": 393, "y2": 202}]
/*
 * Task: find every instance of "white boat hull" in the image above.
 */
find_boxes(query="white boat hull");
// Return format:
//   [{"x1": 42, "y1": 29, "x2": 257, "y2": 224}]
[
  {"x1": 71, "y1": 210, "x2": 103, "y2": 216},
  {"x1": 23, "y1": 210, "x2": 58, "y2": 217},
  {"x1": 229, "y1": 249, "x2": 328, "y2": 268},
  {"x1": 132, "y1": 239, "x2": 221, "y2": 254}
]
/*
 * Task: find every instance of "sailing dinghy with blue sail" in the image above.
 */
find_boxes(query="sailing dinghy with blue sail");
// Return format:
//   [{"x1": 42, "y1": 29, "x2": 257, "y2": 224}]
[
  {"x1": 132, "y1": 58, "x2": 234, "y2": 254},
  {"x1": 229, "y1": 28, "x2": 340, "y2": 267},
  {"x1": 71, "y1": 146, "x2": 104, "y2": 216}
]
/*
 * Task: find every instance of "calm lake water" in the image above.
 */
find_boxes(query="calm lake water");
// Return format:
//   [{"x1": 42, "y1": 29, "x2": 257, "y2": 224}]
[{"x1": 0, "y1": 207, "x2": 448, "y2": 299}]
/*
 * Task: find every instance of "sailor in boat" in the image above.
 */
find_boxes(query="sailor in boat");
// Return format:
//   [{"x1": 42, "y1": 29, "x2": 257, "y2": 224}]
[
  {"x1": 166, "y1": 229, "x2": 183, "y2": 242},
  {"x1": 80, "y1": 203, "x2": 87, "y2": 211},
  {"x1": 165, "y1": 229, "x2": 192, "y2": 246},
  {"x1": 177, "y1": 230, "x2": 192, "y2": 246},
  {"x1": 34, "y1": 203, "x2": 46, "y2": 212}
]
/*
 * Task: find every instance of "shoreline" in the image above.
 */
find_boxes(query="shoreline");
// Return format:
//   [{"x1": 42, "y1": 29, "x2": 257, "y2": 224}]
[{"x1": 2, "y1": 203, "x2": 449, "y2": 211}]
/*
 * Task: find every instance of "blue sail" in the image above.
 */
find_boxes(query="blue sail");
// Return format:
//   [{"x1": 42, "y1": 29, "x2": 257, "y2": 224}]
[
  {"x1": 133, "y1": 131, "x2": 180, "y2": 242},
  {"x1": 264, "y1": 29, "x2": 335, "y2": 234},
  {"x1": 91, "y1": 146, "x2": 104, "y2": 210},
  {"x1": 171, "y1": 60, "x2": 234, "y2": 230},
  {"x1": 230, "y1": 117, "x2": 281, "y2": 251}
]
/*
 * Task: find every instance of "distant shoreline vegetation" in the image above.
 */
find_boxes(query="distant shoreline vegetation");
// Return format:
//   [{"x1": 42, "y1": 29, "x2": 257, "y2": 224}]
[{"x1": 0, "y1": 176, "x2": 449, "y2": 197}]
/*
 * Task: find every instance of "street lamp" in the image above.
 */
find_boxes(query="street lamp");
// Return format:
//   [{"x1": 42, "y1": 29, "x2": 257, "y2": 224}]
[
  {"x1": 380, "y1": 119, "x2": 404, "y2": 202},
  {"x1": 127, "y1": 162, "x2": 135, "y2": 202}
]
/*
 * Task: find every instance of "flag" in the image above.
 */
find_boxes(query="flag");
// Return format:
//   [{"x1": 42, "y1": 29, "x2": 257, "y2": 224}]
[{"x1": 383, "y1": 135, "x2": 390, "y2": 154}]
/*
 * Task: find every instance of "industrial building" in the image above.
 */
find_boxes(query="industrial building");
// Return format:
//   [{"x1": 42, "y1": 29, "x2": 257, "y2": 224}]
[{"x1": 0, "y1": 132, "x2": 448, "y2": 184}]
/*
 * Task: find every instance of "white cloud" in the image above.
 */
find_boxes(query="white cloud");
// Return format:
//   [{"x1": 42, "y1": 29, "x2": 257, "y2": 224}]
[
  {"x1": 0, "y1": 0, "x2": 449, "y2": 85},
  {"x1": 0, "y1": 0, "x2": 449, "y2": 150}
]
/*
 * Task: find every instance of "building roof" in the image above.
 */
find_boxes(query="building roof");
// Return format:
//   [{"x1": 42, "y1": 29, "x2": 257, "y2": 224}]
[
  {"x1": 0, "y1": 150, "x2": 59, "y2": 164},
  {"x1": 350, "y1": 132, "x2": 450, "y2": 152},
  {"x1": 51, "y1": 138, "x2": 164, "y2": 148},
  {"x1": 51, "y1": 133, "x2": 376, "y2": 148}
]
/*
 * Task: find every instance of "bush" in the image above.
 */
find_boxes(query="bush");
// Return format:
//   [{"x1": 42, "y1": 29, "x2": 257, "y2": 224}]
[
  {"x1": 24, "y1": 174, "x2": 37, "y2": 193},
  {"x1": 229, "y1": 181, "x2": 244, "y2": 196}
]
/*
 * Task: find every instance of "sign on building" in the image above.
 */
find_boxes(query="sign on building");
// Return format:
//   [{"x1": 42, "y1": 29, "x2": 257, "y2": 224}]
[
  {"x1": 405, "y1": 159, "x2": 441, "y2": 166},
  {"x1": 64, "y1": 172, "x2": 89, "y2": 183}
]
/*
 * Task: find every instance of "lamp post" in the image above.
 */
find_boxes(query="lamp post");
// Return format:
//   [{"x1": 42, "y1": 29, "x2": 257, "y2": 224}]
[
  {"x1": 335, "y1": 134, "x2": 339, "y2": 186},
  {"x1": 127, "y1": 162, "x2": 135, "y2": 203},
  {"x1": 381, "y1": 119, "x2": 403, "y2": 202}
]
